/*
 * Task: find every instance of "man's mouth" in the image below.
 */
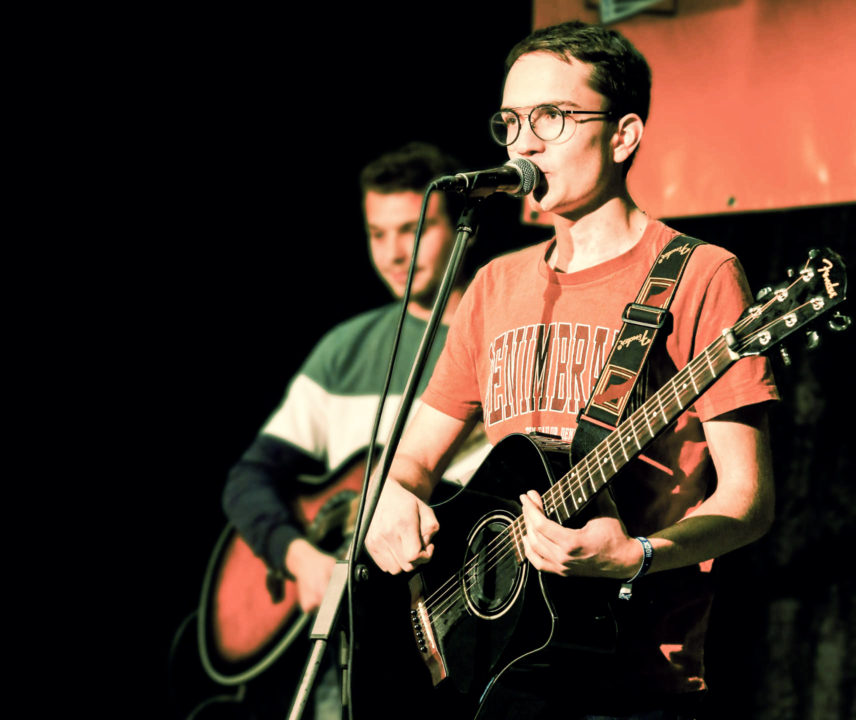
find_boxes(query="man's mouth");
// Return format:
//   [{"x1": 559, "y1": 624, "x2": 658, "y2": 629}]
[{"x1": 532, "y1": 172, "x2": 548, "y2": 203}]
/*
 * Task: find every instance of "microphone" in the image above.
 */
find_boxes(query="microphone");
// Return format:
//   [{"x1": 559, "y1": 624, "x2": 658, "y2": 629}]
[{"x1": 434, "y1": 158, "x2": 540, "y2": 198}]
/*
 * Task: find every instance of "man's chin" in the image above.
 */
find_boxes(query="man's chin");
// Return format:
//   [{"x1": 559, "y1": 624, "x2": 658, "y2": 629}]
[
  {"x1": 384, "y1": 275, "x2": 412, "y2": 296},
  {"x1": 529, "y1": 194, "x2": 556, "y2": 216},
  {"x1": 387, "y1": 281, "x2": 430, "y2": 304}
]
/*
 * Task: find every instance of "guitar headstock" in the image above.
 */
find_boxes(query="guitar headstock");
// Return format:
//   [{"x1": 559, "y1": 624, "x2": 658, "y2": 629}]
[{"x1": 733, "y1": 247, "x2": 848, "y2": 357}]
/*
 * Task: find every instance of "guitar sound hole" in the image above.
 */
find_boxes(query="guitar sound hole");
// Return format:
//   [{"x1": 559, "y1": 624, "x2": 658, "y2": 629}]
[{"x1": 462, "y1": 512, "x2": 527, "y2": 619}]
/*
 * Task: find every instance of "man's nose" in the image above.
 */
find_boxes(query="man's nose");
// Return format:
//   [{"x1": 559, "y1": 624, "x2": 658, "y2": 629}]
[
  {"x1": 510, "y1": 118, "x2": 545, "y2": 157},
  {"x1": 387, "y1": 232, "x2": 411, "y2": 263}
]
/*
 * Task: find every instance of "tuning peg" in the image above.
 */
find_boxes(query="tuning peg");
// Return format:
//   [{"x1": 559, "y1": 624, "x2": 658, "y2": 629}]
[
  {"x1": 755, "y1": 286, "x2": 773, "y2": 301},
  {"x1": 827, "y1": 312, "x2": 852, "y2": 333},
  {"x1": 778, "y1": 345, "x2": 792, "y2": 367},
  {"x1": 805, "y1": 330, "x2": 821, "y2": 351}
]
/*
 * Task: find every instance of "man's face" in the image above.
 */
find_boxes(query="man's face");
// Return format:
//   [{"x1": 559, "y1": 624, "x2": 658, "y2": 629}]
[
  {"x1": 502, "y1": 52, "x2": 618, "y2": 218},
  {"x1": 365, "y1": 190, "x2": 455, "y2": 309}
]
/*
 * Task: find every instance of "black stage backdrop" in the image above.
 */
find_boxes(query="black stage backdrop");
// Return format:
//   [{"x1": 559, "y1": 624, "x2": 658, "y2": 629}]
[{"x1": 124, "y1": 5, "x2": 854, "y2": 718}]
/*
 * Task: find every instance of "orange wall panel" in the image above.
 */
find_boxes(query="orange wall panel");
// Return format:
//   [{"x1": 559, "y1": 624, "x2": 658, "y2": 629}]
[{"x1": 528, "y1": 0, "x2": 856, "y2": 219}]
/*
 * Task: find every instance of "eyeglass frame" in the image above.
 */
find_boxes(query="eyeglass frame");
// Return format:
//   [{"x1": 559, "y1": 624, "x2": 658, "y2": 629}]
[{"x1": 489, "y1": 104, "x2": 616, "y2": 146}]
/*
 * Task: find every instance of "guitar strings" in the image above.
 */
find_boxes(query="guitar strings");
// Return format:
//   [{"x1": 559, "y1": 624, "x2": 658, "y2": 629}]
[
  {"x1": 423, "y1": 333, "x2": 758, "y2": 622},
  {"x1": 424, "y1": 329, "x2": 736, "y2": 612},
  {"x1": 421, "y1": 339, "x2": 729, "y2": 621},
  {"x1": 421, "y1": 277, "x2": 812, "y2": 625},
  {"x1": 420, "y1": 339, "x2": 731, "y2": 622},
  {"x1": 423, "y1": 298, "x2": 789, "y2": 623},
  {"x1": 424, "y1": 331, "x2": 797, "y2": 627},
  {"x1": 522, "y1": 277, "x2": 810, "y2": 534}
]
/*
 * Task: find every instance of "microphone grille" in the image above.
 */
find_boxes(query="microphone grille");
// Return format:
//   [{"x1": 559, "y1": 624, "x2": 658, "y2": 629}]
[{"x1": 505, "y1": 158, "x2": 540, "y2": 197}]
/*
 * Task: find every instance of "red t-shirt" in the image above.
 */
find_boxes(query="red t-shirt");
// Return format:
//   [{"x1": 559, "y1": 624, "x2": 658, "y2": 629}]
[{"x1": 421, "y1": 219, "x2": 779, "y2": 697}]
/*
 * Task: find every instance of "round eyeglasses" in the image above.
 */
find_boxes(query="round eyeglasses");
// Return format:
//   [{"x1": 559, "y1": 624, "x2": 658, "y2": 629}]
[{"x1": 489, "y1": 104, "x2": 614, "y2": 146}]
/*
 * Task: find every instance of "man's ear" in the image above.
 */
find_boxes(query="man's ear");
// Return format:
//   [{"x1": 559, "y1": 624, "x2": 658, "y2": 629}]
[{"x1": 612, "y1": 113, "x2": 644, "y2": 165}]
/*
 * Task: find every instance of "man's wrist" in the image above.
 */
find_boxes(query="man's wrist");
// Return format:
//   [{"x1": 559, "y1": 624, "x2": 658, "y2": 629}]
[{"x1": 625, "y1": 536, "x2": 654, "y2": 582}]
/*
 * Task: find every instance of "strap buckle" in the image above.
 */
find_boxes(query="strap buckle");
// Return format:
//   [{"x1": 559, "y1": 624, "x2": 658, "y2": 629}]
[{"x1": 622, "y1": 302, "x2": 670, "y2": 330}]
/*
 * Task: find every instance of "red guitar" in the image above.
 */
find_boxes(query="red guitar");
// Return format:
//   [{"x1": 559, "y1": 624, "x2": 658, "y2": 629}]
[{"x1": 198, "y1": 451, "x2": 368, "y2": 685}]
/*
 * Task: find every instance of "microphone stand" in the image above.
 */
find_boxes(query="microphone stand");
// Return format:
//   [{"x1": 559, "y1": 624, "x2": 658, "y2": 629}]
[{"x1": 286, "y1": 194, "x2": 483, "y2": 720}]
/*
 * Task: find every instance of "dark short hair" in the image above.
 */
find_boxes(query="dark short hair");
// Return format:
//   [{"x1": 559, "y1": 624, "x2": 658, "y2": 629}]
[
  {"x1": 360, "y1": 141, "x2": 464, "y2": 222},
  {"x1": 505, "y1": 20, "x2": 651, "y2": 125}
]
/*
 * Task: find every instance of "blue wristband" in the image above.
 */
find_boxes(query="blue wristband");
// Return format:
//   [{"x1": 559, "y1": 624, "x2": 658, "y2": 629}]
[
  {"x1": 618, "y1": 536, "x2": 653, "y2": 601},
  {"x1": 627, "y1": 536, "x2": 653, "y2": 582}
]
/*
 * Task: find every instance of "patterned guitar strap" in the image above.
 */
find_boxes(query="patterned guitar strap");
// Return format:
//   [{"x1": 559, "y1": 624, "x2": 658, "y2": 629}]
[{"x1": 570, "y1": 233, "x2": 705, "y2": 474}]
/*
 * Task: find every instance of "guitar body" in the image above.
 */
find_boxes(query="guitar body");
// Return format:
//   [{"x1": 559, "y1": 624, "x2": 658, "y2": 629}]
[
  {"x1": 408, "y1": 433, "x2": 618, "y2": 718},
  {"x1": 198, "y1": 451, "x2": 368, "y2": 685}
]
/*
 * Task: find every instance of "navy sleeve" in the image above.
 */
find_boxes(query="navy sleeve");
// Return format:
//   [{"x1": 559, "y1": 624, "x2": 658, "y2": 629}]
[{"x1": 222, "y1": 434, "x2": 326, "y2": 572}]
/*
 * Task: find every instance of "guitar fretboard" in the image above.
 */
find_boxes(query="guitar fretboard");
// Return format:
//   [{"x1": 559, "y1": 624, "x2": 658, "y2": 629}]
[{"x1": 505, "y1": 333, "x2": 738, "y2": 558}]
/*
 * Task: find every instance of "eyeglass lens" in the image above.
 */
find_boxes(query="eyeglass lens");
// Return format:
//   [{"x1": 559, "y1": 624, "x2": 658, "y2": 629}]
[{"x1": 489, "y1": 105, "x2": 570, "y2": 146}]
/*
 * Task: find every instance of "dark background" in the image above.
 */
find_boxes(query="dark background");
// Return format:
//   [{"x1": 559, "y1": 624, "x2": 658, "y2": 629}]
[{"x1": 125, "y1": 4, "x2": 854, "y2": 718}]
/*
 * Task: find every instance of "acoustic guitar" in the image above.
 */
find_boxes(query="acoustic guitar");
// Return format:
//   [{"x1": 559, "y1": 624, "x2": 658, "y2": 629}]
[{"x1": 198, "y1": 450, "x2": 368, "y2": 686}]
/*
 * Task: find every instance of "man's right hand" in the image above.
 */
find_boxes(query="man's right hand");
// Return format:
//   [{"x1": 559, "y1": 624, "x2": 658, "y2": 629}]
[
  {"x1": 363, "y1": 403, "x2": 475, "y2": 574},
  {"x1": 365, "y1": 479, "x2": 439, "y2": 574},
  {"x1": 284, "y1": 538, "x2": 336, "y2": 613}
]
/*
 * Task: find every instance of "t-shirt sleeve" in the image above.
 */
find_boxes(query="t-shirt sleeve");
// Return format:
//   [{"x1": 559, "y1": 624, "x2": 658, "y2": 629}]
[
  {"x1": 689, "y1": 256, "x2": 780, "y2": 421},
  {"x1": 421, "y1": 274, "x2": 484, "y2": 422}
]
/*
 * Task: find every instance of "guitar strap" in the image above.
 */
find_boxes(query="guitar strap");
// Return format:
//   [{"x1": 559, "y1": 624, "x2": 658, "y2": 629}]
[{"x1": 570, "y1": 234, "x2": 706, "y2": 465}]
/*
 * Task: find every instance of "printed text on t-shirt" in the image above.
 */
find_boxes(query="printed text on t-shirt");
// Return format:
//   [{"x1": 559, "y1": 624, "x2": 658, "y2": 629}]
[{"x1": 486, "y1": 322, "x2": 618, "y2": 427}]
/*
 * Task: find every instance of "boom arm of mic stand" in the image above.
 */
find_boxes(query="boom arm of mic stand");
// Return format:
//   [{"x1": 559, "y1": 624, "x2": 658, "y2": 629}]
[{"x1": 287, "y1": 195, "x2": 482, "y2": 720}]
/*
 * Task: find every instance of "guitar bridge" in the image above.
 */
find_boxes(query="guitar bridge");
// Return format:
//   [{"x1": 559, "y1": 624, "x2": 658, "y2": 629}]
[{"x1": 409, "y1": 573, "x2": 447, "y2": 686}]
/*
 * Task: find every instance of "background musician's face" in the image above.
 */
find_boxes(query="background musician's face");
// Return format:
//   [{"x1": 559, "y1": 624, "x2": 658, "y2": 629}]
[{"x1": 365, "y1": 190, "x2": 455, "y2": 312}]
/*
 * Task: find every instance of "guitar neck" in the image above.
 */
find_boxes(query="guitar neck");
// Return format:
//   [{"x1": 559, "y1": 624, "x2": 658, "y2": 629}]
[
  {"x1": 503, "y1": 246, "x2": 847, "y2": 554},
  {"x1": 541, "y1": 333, "x2": 738, "y2": 522}
]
